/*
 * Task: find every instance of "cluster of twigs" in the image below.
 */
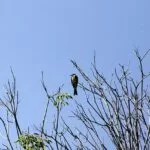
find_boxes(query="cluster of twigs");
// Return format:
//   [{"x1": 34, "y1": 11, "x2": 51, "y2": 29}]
[
  {"x1": 0, "y1": 50, "x2": 150, "y2": 150},
  {"x1": 0, "y1": 70, "x2": 22, "y2": 150},
  {"x1": 69, "y1": 50, "x2": 150, "y2": 150}
]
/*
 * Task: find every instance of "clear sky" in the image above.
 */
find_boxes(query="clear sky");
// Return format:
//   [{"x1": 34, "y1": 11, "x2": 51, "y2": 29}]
[{"x1": 0, "y1": 0, "x2": 150, "y2": 148}]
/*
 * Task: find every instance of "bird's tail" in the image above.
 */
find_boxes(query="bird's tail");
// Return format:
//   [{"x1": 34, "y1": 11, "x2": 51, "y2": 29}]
[{"x1": 74, "y1": 88, "x2": 78, "y2": 95}]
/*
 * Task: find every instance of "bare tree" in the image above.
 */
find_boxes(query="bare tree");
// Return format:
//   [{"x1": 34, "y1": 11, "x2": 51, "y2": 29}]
[
  {"x1": 68, "y1": 50, "x2": 150, "y2": 150},
  {"x1": 0, "y1": 50, "x2": 150, "y2": 150}
]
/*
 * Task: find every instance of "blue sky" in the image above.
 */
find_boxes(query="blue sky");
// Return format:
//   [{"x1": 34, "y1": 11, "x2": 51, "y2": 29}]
[{"x1": 0, "y1": 0, "x2": 150, "y2": 148}]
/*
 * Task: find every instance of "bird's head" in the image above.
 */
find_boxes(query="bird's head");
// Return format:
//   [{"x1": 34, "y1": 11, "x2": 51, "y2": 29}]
[{"x1": 70, "y1": 73, "x2": 76, "y2": 77}]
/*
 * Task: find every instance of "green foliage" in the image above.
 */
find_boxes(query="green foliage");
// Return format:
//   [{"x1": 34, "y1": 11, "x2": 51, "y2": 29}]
[
  {"x1": 16, "y1": 93, "x2": 72, "y2": 149},
  {"x1": 16, "y1": 134, "x2": 45, "y2": 150},
  {"x1": 53, "y1": 92, "x2": 72, "y2": 107}
]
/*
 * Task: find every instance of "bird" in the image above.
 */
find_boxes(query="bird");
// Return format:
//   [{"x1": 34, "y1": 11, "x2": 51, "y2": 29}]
[{"x1": 71, "y1": 74, "x2": 78, "y2": 95}]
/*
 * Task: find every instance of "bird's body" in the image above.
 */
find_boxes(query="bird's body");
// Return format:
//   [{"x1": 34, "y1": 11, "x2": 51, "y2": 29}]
[{"x1": 71, "y1": 74, "x2": 78, "y2": 95}]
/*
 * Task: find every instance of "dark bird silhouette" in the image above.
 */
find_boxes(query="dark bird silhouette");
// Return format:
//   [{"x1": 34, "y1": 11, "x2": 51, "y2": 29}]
[{"x1": 71, "y1": 74, "x2": 78, "y2": 95}]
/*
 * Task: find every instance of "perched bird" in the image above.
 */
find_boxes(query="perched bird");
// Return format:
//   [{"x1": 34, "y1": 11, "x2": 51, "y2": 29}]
[{"x1": 71, "y1": 74, "x2": 78, "y2": 95}]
